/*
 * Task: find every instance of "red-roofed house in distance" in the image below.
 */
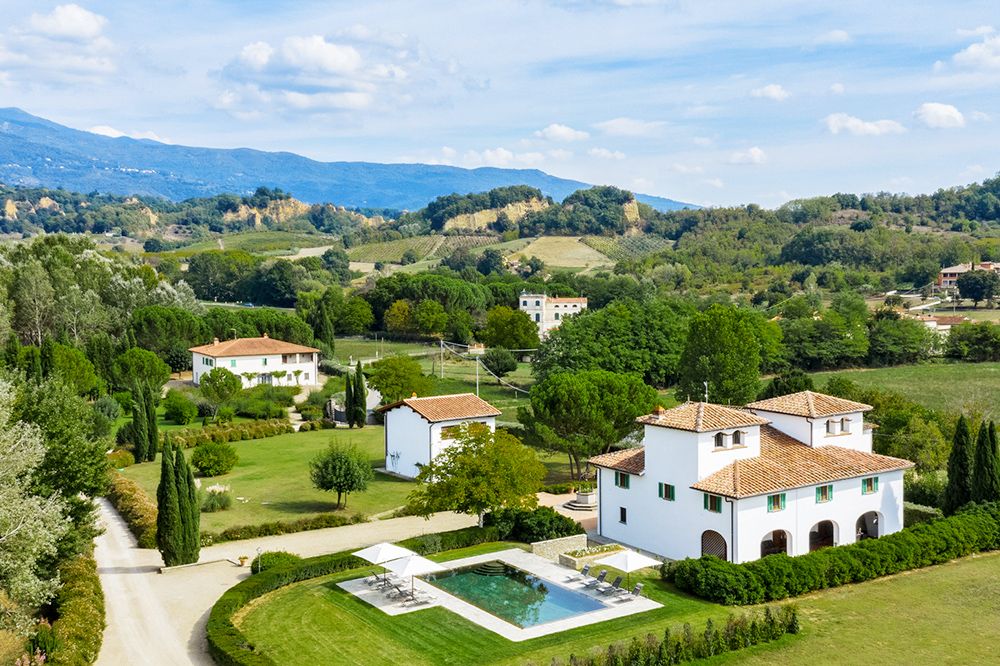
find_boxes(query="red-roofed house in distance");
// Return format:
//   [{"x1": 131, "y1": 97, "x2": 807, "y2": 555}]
[
  {"x1": 589, "y1": 391, "x2": 912, "y2": 564},
  {"x1": 519, "y1": 292, "x2": 587, "y2": 337},
  {"x1": 189, "y1": 334, "x2": 319, "y2": 388},
  {"x1": 376, "y1": 393, "x2": 502, "y2": 479}
]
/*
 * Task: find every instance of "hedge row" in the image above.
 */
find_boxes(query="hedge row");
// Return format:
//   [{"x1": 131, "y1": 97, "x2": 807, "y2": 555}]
[
  {"x1": 296, "y1": 419, "x2": 337, "y2": 432},
  {"x1": 904, "y1": 501, "x2": 943, "y2": 527},
  {"x1": 46, "y1": 553, "x2": 106, "y2": 666},
  {"x1": 207, "y1": 525, "x2": 498, "y2": 666},
  {"x1": 163, "y1": 420, "x2": 294, "y2": 449},
  {"x1": 200, "y1": 512, "x2": 367, "y2": 546},
  {"x1": 665, "y1": 503, "x2": 1000, "y2": 605},
  {"x1": 105, "y1": 472, "x2": 158, "y2": 549},
  {"x1": 485, "y1": 506, "x2": 585, "y2": 543},
  {"x1": 555, "y1": 606, "x2": 799, "y2": 666}
]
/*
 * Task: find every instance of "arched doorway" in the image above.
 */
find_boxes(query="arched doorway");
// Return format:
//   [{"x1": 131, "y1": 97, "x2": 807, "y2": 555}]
[
  {"x1": 809, "y1": 520, "x2": 837, "y2": 552},
  {"x1": 701, "y1": 530, "x2": 727, "y2": 560},
  {"x1": 760, "y1": 530, "x2": 791, "y2": 557},
  {"x1": 856, "y1": 512, "x2": 881, "y2": 540}
]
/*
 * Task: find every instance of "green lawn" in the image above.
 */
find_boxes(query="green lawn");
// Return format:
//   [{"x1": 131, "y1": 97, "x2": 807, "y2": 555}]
[
  {"x1": 811, "y1": 361, "x2": 1000, "y2": 420},
  {"x1": 121, "y1": 426, "x2": 414, "y2": 532},
  {"x1": 333, "y1": 337, "x2": 435, "y2": 364},
  {"x1": 235, "y1": 548, "x2": 1000, "y2": 665}
]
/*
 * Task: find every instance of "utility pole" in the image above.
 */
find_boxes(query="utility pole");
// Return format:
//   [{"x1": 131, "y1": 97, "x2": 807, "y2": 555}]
[
  {"x1": 703, "y1": 381, "x2": 709, "y2": 403},
  {"x1": 439, "y1": 340, "x2": 444, "y2": 378},
  {"x1": 475, "y1": 358, "x2": 480, "y2": 397}
]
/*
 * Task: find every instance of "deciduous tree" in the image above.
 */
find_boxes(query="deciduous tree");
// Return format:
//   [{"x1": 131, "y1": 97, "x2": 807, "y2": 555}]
[
  {"x1": 199, "y1": 367, "x2": 243, "y2": 417},
  {"x1": 309, "y1": 444, "x2": 374, "y2": 507},
  {"x1": 676, "y1": 305, "x2": 762, "y2": 405},
  {"x1": 481, "y1": 347, "x2": 517, "y2": 383},
  {"x1": 479, "y1": 306, "x2": 539, "y2": 351},
  {"x1": 368, "y1": 356, "x2": 431, "y2": 404}
]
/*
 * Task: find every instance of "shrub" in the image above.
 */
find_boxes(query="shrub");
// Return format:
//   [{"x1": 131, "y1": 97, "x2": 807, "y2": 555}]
[
  {"x1": 111, "y1": 391, "x2": 133, "y2": 413},
  {"x1": 202, "y1": 485, "x2": 234, "y2": 513},
  {"x1": 203, "y1": 512, "x2": 367, "y2": 544},
  {"x1": 115, "y1": 420, "x2": 136, "y2": 449},
  {"x1": 45, "y1": 553, "x2": 105, "y2": 666},
  {"x1": 484, "y1": 506, "x2": 584, "y2": 543},
  {"x1": 904, "y1": 469, "x2": 947, "y2": 509},
  {"x1": 206, "y1": 526, "x2": 499, "y2": 666},
  {"x1": 217, "y1": 406, "x2": 236, "y2": 423},
  {"x1": 192, "y1": 441, "x2": 239, "y2": 477},
  {"x1": 163, "y1": 389, "x2": 198, "y2": 425},
  {"x1": 105, "y1": 472, "x2": 157, "y2": 548},
  {"x1": 667, "y1": 502, "x2": 1000, "y2": 605},
  {"x1": 249, "y1": 551, "x2": 303, "y2": 574},
  {"x1": 904, "y1": 501, "x2": 943, "y2": 527},
  {"x1": 106, "y1": 449, "x2": 135, "y2": 469},
  {"x1": 298, "y1": 421, "x2": 313, "y2": 432}
]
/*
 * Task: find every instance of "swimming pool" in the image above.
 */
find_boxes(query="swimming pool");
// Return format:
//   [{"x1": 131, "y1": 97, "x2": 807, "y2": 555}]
[{"x1": 423, "y1": 560, "x2": 606, "y2": 628}]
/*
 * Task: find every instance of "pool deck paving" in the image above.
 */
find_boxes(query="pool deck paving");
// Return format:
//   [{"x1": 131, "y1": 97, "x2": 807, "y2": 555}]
[{"x1": 338, "y1": 547, "x2": 661, "y2": 642}]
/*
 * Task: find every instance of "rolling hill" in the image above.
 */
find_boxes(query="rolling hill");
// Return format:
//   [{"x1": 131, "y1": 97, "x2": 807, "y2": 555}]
[{"x1": 0, "y1": 108, "x2": 695, "y2": 212}]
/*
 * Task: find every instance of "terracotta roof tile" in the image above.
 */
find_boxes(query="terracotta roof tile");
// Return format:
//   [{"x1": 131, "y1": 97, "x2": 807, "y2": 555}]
[
  {"x1": 589, "y1": 448, "x2": 645, "y2": 474},
  {"x1": 189, "y1": 335, "x2": 318, "y2": 357},
  {"x1": 376, "y1": 393, "x2": 501, "y2": 422},
  {"x1": 637, "y1": 402, "x2": 770, "y2": 433},
  {"x1": 747, "y1": 391, "x2": 872, "y2": 418},
  {"x1": 691, "y1": 426, "x2": 912, "y2": 498}
]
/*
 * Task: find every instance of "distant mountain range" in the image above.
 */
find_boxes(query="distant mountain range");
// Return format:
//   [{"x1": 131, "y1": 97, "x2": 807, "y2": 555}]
[{"x1": 0, "y1": 108, "x2": 695, "y2": 212}]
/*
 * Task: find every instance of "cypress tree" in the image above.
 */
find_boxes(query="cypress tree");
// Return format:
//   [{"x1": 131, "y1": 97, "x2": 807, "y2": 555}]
[
  {"x1": 353, "y1": 363, "x2": 367, "y2": 428},
  {"x1": 344, "y1": 370, "x2": 355, "y2": 427},
  {"x1": 145, "y1": 385, "x2": 159, "y2": 462},
  {"x1": 173, "y1": 441, "x2": 192, "y2": 562},
  {"x1": 3, "y1": 334, "x2": 20, "y2": 370},
  {"x1": 24, "y1": 346, "x2": 42, "y2": 383},
  {"x1": 131, "y1": 385, "x2": 149, "y2": 462},
  {"x1": 181, "y1": 448, "x2": 200, "y2": 562},
  {"x1": 972, "y1": 420, "x2": 1000, "y2": 503},
  {"x1": 315, "y1": 302, "x2": 335, "y2": 351},
  {"x1": 40, "y1": 338, "x2": 55, "y2": 377},
  {"x1": 156, "y1": 439, "x2": 182, "y2": 566},
  {"x1": 944, "y1": 415, "x2": 975, "y2": 514}
]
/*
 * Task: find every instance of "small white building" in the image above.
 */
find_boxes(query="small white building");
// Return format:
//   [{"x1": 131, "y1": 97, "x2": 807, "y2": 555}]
[
  {"x1": 189, "y1": 334, "x2": 319, "y2": 388},
  {"x1": 590, "y1": 391, "x2": 913, "y2": 564},
  {"x1": 378, "y1": 393, "x2": 502, "y2": 479},
  {"x1": 519, "y1": 292, "x2": 587, "y2": 337}
]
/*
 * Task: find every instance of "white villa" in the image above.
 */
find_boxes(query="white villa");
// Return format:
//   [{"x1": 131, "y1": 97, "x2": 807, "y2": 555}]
[
  {"x1": 590, "y1": 391, "x2": 913, "y2": 564},
  {"x1": 519, "y1": 292, "x2": 588, "y2": 337},
  {"x1": 378, "y1": 393, "x2": 502, "y2": 479},
  {"x1": 189, "y1": 334, "x2": 319, "y2": 388}
]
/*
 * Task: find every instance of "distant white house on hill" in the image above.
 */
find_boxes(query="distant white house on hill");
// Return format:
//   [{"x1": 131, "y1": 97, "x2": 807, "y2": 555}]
[
  {"x1": 590, "y1": 391, "x2": 913, "y2": 564},
  {"x1": 189, "y1": 334, "x2": 319, "y2": 388},
  {"x1": 519, "y1": 292, "x2": 587, "y2": 337},
  {"x1": 377, "y1": 393, "x2": 502, "y2": 479}
]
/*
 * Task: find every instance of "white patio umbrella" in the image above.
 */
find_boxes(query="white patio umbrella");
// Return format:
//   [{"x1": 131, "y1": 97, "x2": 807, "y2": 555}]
[
  {"x1": 595, "y1": 549, "x2": 661, "y2": 587},
  {"x1": 382, "y1": 554, "x2": 446, "y2": 594},
  {"x1": 353, "y1": 542, "x2": 417, "y2": 582}
]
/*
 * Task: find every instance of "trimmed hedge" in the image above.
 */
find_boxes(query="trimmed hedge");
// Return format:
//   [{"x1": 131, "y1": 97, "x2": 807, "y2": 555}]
[
  {"x1": 484, "y1": 506, "x2": 584, "y2": 543},
  {"x1": 249, "y1": 551, "x2": 303, "y2": 574},
  {"x1": 200, "y1": 512, "x2": 367, "y2": 546},
  {"x1": 46, "y1": 553, "x2": 105, "y2": 666},
  {"x1": 904, "y1": 501, "x2": 943, "y2": 527},
  {"x1": 191, "y1": 441, "x2": 239, "y2": 477},
  {"x1": 666, "y1": 503, "x2": 1000, "y2": 605},
  {"x1": 163, "y1": 419, "x2": 293, "y2": 449},
  {"x1": 105, "y1": 472, "x2": 158, "y2": 548},
  {"x1": 561, "y1": 606, "x2": 799, "y2": 665},
  {"x1": 207, "y1": 525, "x2": 498, "y2": 666},
  {"x1": 105, "y1": 449, "x2": 135, "y2": 469}
]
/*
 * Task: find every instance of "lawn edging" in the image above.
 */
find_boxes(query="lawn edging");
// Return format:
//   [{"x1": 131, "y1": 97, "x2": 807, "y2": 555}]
[
  {"x1": 206, "y1": 525, "x2": 500, "y2": 666},
  {"x1": 665, "y1": 502, "x2": 1000, "y2": 605}
]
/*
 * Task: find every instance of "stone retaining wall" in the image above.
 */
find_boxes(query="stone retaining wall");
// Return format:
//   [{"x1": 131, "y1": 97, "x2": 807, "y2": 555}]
[{"x1": 529, "y1": 534, "x2": 588, "y2": 561}]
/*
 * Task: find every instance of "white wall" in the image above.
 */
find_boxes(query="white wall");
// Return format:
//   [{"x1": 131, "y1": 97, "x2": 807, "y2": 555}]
[
  {"x1": 518, "y1": 294, "x2": 587, "y2": 337},
  {"x1": 383, "y1": 408, "x2": 496, "y2": 479},
  {"x1": 751, "y1": 409, "x2": 871, "y2": 453},
  {"x1": 191, "y1": 352, "x2": 318, "y2": 388}
]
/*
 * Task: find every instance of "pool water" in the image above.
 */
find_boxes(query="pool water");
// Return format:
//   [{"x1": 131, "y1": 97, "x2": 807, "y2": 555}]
[{"x1": 423, "y1": 561, "x2": 605, "y2": 628}]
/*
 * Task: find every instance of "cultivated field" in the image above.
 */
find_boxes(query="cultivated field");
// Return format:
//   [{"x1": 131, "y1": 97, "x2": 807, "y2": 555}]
[
  {"x1": 347, "y1": 235, "x2": 497, "y2": 263},
  {"x1": 812, "y1": 361, "x2": 1000, "y2": 420},
  {"x1": 510, "y1": 236, "x2": 613, "y2": 269},
  {"x1": 582, "y1": 234, "x2": 673, "y2": 262},
  {"x1": 159, "y1": 231, "x2": 337, "y2": 257}
]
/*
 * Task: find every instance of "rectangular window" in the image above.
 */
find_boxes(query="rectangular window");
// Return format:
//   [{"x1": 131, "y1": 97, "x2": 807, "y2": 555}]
[
  {"x1": 816, "y1": 484, "x2": 833, "y2": 503},
  {"x1": 614, "y1": 471, "x2": 630, "y2": 489},
  {"x1": 862, "y1": 477, "x2": 879, "y2": 495},
  {"x1": 826, "y1": 420, "x2": 837, "y2": 435},
  {"x1": 658, "y1": 482, "x2": 675, "y2": 501},
  {"x1": 262, "y1": 358, "x2": 268, "y2": 366},
  {"x1": 522, "y1": 300, "x2": 527, "y2": 306},
  {"x1": 304, "y1": 373, "x2": 309, "y2": 381},
  {"x1": 704, "y1": 494, "x2": 722, "y2": 513},
  {"x1": 440, "y1": 425, "x2": 462, "y2": 440},
  {"x1": 619, "y1": 506, "x2": 627, "y2": 524},
  {"x1": 767, "y1": 493, "x2": 786, "y2": 512},
  {"x1": 230, "y1": 360, "x2": 236, "y2": 368}
]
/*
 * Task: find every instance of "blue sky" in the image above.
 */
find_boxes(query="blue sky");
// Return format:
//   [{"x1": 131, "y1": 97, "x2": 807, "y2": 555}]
[{"x1": 0, "y1": 1, "x2": 998, "y2": 207}]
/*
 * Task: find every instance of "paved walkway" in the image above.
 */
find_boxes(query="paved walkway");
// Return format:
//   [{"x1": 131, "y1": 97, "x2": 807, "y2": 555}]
[{"x1": 93, "y1": 499, "x2": 476, "y2": 666}]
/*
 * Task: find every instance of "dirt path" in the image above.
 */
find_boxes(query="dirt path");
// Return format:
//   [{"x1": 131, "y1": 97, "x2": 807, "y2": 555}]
[{"x1": 95, "y1": 499, "x2": 476, "y2": 665}]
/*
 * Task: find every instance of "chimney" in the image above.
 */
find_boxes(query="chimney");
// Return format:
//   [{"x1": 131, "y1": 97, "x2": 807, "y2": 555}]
[
  {"x1": 262, "y1": 332, "x2": 269, "y2": 339},
  {"x1": 212, "y1": 337, "x2": 219, "y2": 345}
]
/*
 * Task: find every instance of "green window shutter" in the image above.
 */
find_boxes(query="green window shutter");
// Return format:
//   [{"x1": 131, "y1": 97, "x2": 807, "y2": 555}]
[
  {"x1": 780, "y1": 493, "x2": 786, "y2": 509},
  {"x1": 829, "y1": 485, "x2": 833, "y2": 500},
  {"x1": 669, "y1": 485, "x2": 675, "y2": 501},
  {"x1": 767, "y1": 495, "x2": 773, "y2": 511},
  {"x1": 815, "y1": 487, "x2": 821, "y2": 502},
  {"x1": 874, "y1": 477, "x2": 879, "y2": 492},
  {"x1": 704, "y1": 494, "x2": 709, "y2": 510},
  {"x1": 658, "y1": 483, "x2": 664, "y2": 499}
]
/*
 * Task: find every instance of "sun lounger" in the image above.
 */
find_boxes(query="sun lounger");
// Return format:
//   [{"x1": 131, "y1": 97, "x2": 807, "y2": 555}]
[
  {"x1": 391, "y1": 585, "x2": 415, "y2": 601},
  {"x1": 566, "y1": 563, "x2": 592, "y2": 582},
  {"x1": 583, "y1": 570, "x2": 607, "y2": 588},
  {"x1": 617, "y1": 583, "x2": 644, "y2": 602},
  {"x1": 598, "y1": 576, "x2": 623, "y2": 595}
]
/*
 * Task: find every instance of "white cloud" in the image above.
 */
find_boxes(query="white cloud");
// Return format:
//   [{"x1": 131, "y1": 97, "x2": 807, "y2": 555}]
[
  {"x1": 670, "y1": 163, "x2": 704, "y2": 174},
  {"x1": 440, "y1": 146, "x2": 457, "y2": 159},
  {"x1": 87, "y1": 125, "x2": 170, "y2": 143},
  {"x1": 593, "y1": 116, "x2": 664, "y2": 137},
  {"x1": 280, "y1": 35, "x2": 361, "y2": 74},
  {"x1": 463, "y1": 147, "x2": 546, "y2": 167},
  {"x1": 534, "y1": 123, "x2": 589, "y2": 141},
  {"x1": 547, "y1": 148, "x2": 573, "y2": 160},
  {"x1": 281, "y1": 90, "x2": 372, "y2": 110},
  {"x1": 729, "y1": 146, "x2": 767, "y2": 165},
  {"x1": 960, "y1": 164, "x2": 987, "y2": 179},
  {"x1": 957, "y1": 26, "x2": 995, "y2": 37},
  {"x1": 815, "y1": 29, "x2": 851, "y2": 45},
  {"x1": 914, "y1": 102, "x2": 965, "y2": 129},
  {"x1": 830, "y1": 82, "x2": 845, "y2": 94},
  {"x1": 588, "y1": 147, "x2": 625, "y2": 160},
  {"x1": 703, "y1": 178, "x2": 724, "y2": 189},
  {"x1": 239, "y1": 41, "x2": 274, "y2": 69},
  {"x1": 971, "y1": 110, "x2": 992, "y2": 122},
  {"x1": 28, "y1": 4, "x2": 107, "y2": 41},
  {"x1": 750, "y1": 83, "x2": 790, "y2": 101},
  {"x1": 952, "y1": 34, "x2": 1000, "y2": 70},
  {"x1": 824, "y1": 113, "x2": 906, "y2": 136}
]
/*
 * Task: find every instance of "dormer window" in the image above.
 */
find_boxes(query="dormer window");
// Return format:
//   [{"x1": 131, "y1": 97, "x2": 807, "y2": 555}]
[
  {"x1": 826, "y1": 420, "x2": 837, "y2": 435},
  {"x1": 714, "y1": 432, "x2": 727, "y2": 449},
  {"x1": 840, "y1": 417, "x2": 851, "y2": 433},
  {"x1": 732, "y1": 430, "x2": 743, "y2": 446}
]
